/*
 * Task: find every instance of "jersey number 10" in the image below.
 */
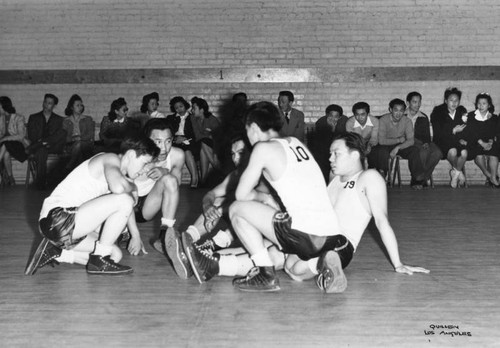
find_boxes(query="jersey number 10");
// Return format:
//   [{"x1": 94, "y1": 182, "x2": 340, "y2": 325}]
[{"x1": 289, "y1": 146, "x2": 310, "y2": 162}]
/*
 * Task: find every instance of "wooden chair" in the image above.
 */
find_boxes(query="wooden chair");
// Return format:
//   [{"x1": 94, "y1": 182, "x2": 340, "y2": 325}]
[
  {"x1": 388, "y1": 155, "x2": 434, "y2": 188},
  {"x1": 25, "y1": 153, "x2": 64, "y2": 187}
]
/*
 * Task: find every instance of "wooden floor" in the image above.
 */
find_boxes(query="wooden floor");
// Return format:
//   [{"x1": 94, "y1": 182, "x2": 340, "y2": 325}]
[{"x1": 1, "y1": 185, "x2": 499, "y2": 348}]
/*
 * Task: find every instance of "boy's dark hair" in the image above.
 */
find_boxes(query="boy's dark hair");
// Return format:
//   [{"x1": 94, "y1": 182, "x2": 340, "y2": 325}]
[
  {"x1": 475, "y1": 93, "x2": 495, "y2": 114},
  {"x1": 333, "y1": 132, "x2": 367, "y2": 169},
  {"x1": 65, "y1": 94, "x2": 84, "y2": 116},
  {"x1": 278, "y1": 90, "x2": 295, "y2": 102},
  {"x1": 352, "y1": 101, "x2": 370, "y2": 115},
  {"x1": 140, "y1": 92, "x2": 160, "y2": 113},
  {"x1": 389, "y1": 98, "x2": 406, "y2": 110},
  {"x1": 444, "y1": 87, "x2": 462, "y2": 101},
  {"x1": 325, "y1": 104, "x2": 343, "y2": 116},
  {"x1": 120, "y1": 135, "x2": 160, "y2": 159},
  {"x1": 406, "y1": 91, "x2": 422, "y2": 102},
  {"x1": 244, "y1": 101, "x2": 283, "y2": 132},
  {"x1": 143, "y1": 117, "x2": 174, "y2": 138},
  {"x1": 44, "y1": 93, "x2": 59, "y2": 105},
  {"x1": 0, "y1": 96, "x2": 16, "y2": 114},
  {"x1": 169, "y1": 96, "x2": 190, "y2": 114}
]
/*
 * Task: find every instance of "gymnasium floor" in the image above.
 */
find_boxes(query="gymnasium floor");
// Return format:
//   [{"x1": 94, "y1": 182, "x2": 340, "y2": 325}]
[{"x1": 0, "y1": 185, "x2": 499, "y2": 347}]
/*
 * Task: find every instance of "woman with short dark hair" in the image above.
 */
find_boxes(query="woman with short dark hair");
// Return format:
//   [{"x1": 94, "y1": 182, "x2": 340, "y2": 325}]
[
  {"x1": 99, "y1": 98, "x2": 141, "y2": 153},
  {"x1": 166, "y1": 96, "x2": 199, "y2": 188},
  {"x1": 0, "y1": 96, "x2": 30, "y2": 186},
  {"x1": 191, "y1": 97, "x2": 220, "y2": 186},
  {"x1": 62, "y1": 94, "x2": 95, "y2": 171}
]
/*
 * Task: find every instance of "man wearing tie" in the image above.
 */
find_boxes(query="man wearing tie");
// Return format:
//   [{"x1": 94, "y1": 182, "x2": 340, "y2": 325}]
[{"x1": 277, "y1": 90, "x2": 305, "y2": 142}]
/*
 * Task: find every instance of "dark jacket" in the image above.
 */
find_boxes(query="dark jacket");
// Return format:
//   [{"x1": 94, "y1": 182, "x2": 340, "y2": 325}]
[
  {"x1": 279, "y1": 108, "x2": 305, "y2": 142},
  {"x1": 27, "y1": 111, "x2": 66, "y2": 153},
  {"x1": 166, "y1": 113, "x2": 195, "y2": 140},
  {"x1": 430, "y1": 103, "x2": 468, "y2": 153},
  {"x1": 413, "y1": 113, "x2": 432, "y2": 144}
]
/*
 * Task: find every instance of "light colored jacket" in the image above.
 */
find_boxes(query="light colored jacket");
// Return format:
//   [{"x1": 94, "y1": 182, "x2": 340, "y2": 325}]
[{"x1": 0, "y1": 113, "x2": 30, "y2": 147}]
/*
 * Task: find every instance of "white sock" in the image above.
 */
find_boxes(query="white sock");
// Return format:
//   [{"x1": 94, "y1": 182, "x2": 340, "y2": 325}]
[
  {"x1": 55, "y1": 249, "x2": 75, "y2": 264},
  {"x1": 308, "y1": 257, "x2": 319, "y2": 275},
  {"x1": 251, "y1": 249, "x2": 273, "y2": 267},
  {"x1": 94, "y1": 242, "x2": 113, "y2": 257},
  {"x1": 186, "y1": 225, "x2": 201, "y2": 242},
  {"x1": 212, "y1": 229, "x2": 233, "y2": 248},
  {"x1": 161, "y1": 218, "x2": 176, "y2": 228},
  {"x1": 218, "y1": 254, "x2": 239, "y2": 276}
]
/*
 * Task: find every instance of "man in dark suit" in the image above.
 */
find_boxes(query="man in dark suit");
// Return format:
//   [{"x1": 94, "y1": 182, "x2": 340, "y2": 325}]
[
  {"x1": 312, "y1": 104, "x2": 348, "y2": 182},
  {"x1": 27, "y1": 93, "x2": 66, "y2": 189},
  {"x1": 277, "y1": 90, "x2": 305, "y2": 142}
]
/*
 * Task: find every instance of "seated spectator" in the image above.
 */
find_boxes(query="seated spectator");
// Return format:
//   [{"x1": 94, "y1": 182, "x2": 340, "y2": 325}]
[
  {"x1": 62, "y1": 94, "x2": 95, "y2": 172},
  {"x1": 140, "y1": 92, "x2": 165, "y2": 122},
  {"x1": 191, "y1": 97, "x2": 221, "y2": 186},
  {"x1": 405, "y1": 92, "x2": 442, "y2": 187},
  {"x1": 27, "y1": 93, "x2": 66, "y2": 189},
  {"x1": 232, "y1": 92, "x2": 248, "y2": 105},
  {"x1": 99, "y1": 97, "x2": 141, "y2": 154},
  {"x1": 464, "y1": 93, "x2": 499, "y2": 187},
  {"x1": 346, "y1": 101, "x2": 379, "y2": 170},
  {"x1": 182, "y1": 136, "x2": 251, "y2": 252},
  {"x1": 430, "y1": 87, "x2": 468, "y2": 188},
  {"x1": 372, "y1": 98, "x2": 425, "y2": 189},
  {"x1": 216, "y1": 92, "x2": 249, "y2": 175},
  {"x1": 312, "y1": 104, "x2": 347, "y2": 182},
  {"x1": 277, "y1": 90, "x2": 305, "y2": 142},
  {"x1": 0, "y1": 96, "x2": 30, "y2": 186},
  {"x1": 166, "y1": 96, "x2": 199, "y2": 188}
]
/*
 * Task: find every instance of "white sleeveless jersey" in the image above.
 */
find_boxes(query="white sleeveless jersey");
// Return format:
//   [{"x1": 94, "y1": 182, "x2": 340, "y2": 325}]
[
  {"x1": 327, "y1": 171, "x2": 372, "y2": 250},
  {"x1": 39, "y1": 154, "x2": 110, "y2": 219},
  {"x1": 134, "y1": 153, "x2": 172, "y2": 197},
  {"x1": 265, "y1": 137, "x2": 340, "y2": 236}
]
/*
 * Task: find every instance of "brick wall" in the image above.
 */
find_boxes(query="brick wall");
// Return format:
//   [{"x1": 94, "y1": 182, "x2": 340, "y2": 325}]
[{"x1": 1, "y1": 0, "x2": 500, "y2": 124}]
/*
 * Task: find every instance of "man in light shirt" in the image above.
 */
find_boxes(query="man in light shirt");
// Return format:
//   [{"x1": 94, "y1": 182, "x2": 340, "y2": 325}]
[
  {"x1": 345, "y1": 101, "x2": 379, "y2": 170},
  {"x1": 372, "y1": 98, "x2": 425, "y2": 189}
]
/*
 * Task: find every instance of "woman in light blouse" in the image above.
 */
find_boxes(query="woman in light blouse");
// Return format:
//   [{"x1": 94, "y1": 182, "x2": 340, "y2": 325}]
[{"x1": 0, "y1": 96, "x2": 30, "y2": 186}]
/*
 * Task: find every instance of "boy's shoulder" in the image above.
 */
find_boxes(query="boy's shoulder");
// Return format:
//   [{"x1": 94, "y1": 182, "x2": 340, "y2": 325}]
[{"x1": 168, "y1": 147, "x2": 185, "y2": 166}]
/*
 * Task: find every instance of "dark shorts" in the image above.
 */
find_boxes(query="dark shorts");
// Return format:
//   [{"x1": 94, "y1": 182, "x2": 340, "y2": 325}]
[
  {"x1": 134, "y1": 195, "x2": 148, "y2": 223},
  {"x1": 39, "y1": 207, "x2": 84, "y2": 249},
  {"x1": 273, "y1": 212, "x2": 354, "y2": 268}
]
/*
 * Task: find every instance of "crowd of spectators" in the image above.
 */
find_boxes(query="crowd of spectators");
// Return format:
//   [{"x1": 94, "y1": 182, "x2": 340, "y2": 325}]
[{"x1": 0, "y1": 87, "x2": 498, "y2": 190}]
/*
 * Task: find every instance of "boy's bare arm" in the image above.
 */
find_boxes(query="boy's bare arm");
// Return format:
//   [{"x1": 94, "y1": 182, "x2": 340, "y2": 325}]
[{"x1": 362, "y1": 170, "x2": 429, "y2": 275}]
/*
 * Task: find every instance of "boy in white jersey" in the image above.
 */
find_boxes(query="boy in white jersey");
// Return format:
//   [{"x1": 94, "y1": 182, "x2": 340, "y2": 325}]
[
  {"x1": 126, "y1": 118, "x2": 189, "y2": 278},
  {"x1": 25, "y1": 136, "x2": 160, "y2": 276},
  {"x1": 183, "y1": 136, "x2": 282, "y2": 283},
  {"x1": 190, "y1": 101, "x2": 345, "y2": 292},
  {"x1": 285, "y1": 132, "x2": 429, "y2": 291}
]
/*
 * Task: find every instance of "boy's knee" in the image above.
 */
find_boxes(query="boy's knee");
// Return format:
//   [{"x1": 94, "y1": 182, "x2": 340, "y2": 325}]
[
  {"x1": 115, "y1": 193, "x2": 135, "y2": 211},
  {"x1": 284, "y1": 262, "x2": 307, "y2": 282},
  {"x1": 228, "y1": 201, "x2": 242, "y2": 220},
  {"x1": 159, "y1": 174, "x2": 179, "y2": 192}
]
